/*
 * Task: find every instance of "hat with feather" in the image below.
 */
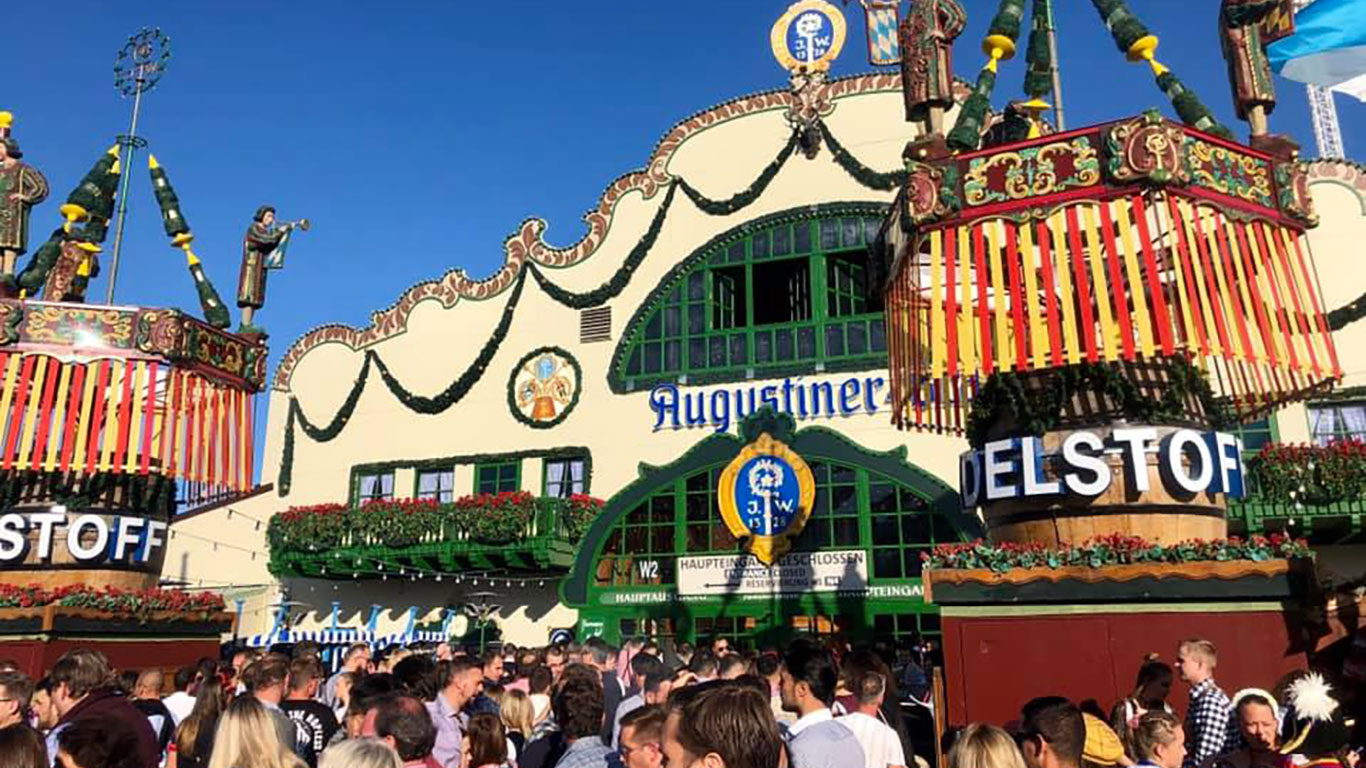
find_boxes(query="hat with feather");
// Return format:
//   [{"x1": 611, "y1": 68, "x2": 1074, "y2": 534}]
[{"x1": 1278, "y1": 673, "x2": 1351, "y2": 763}]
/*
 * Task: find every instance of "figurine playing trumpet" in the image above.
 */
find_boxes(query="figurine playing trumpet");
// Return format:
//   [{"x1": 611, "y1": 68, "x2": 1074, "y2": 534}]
[{"x1": 238, "y1": 205, "x2": 308, "y2": 329}]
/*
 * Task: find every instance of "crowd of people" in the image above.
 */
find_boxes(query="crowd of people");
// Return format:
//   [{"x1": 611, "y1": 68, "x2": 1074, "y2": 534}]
[{"x1": 0, "y1": 634, "x2": 1355, "y2": 768}]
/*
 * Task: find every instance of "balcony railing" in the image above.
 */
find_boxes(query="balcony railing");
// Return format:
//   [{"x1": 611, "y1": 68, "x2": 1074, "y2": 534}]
[{"x1": 267, "y1": 493, "x2": 602, "y2": 579}]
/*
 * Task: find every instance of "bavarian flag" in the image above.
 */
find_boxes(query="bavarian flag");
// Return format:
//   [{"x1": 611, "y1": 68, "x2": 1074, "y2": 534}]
[{"x1": 1268, "y1": 0, "x2": 1366, "y2": 100}]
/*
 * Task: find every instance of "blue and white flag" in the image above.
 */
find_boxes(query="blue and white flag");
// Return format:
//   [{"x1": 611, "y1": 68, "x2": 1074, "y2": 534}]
[
  {"x1": 861, "y1": 0, "x2": 900, "y2": 66},
  {"x1": 1268, "y1": 0, "x2": 1366, "y2": 101}
]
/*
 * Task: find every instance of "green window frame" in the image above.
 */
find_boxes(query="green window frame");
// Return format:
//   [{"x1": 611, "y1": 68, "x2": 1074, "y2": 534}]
[
  {"x1": 591, "y1": 459, "x2": 958, "y2": 589},
  {"x1": 415, "y1": 468, "x2": 455, "y2": 503},
  {"x1": 355, "y1": 471, "x2": 394, "y2": 504},
  {"x1": 613, "y1": 206, "x2": 889, "y2": 391},
  {"x1": 475, "y1": 461, "x2": 520, "y2": 495},
  {"x1": 1233, "y1": 415, "x2": 1278, "y2": 455},
  {"x1": 543, "y1": 456, "x2": 587, "y2": 498}
]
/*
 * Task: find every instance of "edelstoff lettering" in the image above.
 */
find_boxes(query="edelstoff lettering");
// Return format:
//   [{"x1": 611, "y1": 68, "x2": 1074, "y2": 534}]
[{"x1": 0, "y1": 510, "x2": 167, "y2": 564}]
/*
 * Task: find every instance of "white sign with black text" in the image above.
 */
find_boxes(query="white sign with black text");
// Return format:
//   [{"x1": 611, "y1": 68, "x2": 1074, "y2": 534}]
[{"x1": 677, "y1": 549, "x2": 867, "y2": 596}]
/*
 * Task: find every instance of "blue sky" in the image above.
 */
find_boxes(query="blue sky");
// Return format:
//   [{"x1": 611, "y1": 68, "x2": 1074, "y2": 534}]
[{"x1": 7, "y1": 1, "x2": 1362, "y2": 430}]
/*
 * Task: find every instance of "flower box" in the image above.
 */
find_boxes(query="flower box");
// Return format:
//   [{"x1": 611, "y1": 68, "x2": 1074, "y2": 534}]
[{"x1": 0, "y1": 605, "x2": 235, "y2": 637}]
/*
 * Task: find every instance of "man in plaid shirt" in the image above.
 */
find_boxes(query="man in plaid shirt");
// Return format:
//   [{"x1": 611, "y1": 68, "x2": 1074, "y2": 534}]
[{"x1": 1175, "y1": 638, "x2": 1235, "y2": 768}]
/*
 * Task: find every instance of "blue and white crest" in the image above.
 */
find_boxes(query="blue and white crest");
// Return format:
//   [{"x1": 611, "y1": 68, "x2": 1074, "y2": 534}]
[
  {"x1": 718, "y1": 432, "x2": 816, "y2": 565},
  {"x1": 771, "y1": 0, "x2": 848, "y2": 72}
]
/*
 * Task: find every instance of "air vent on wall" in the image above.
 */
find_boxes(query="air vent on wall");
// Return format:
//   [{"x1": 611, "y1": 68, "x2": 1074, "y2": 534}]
[{"x1": 580, "y1": 306, "x2": 612, "y2": 343}]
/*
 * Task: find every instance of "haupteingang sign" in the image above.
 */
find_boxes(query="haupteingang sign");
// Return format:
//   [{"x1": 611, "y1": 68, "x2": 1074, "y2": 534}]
[
  {"x1": 0, "y1": 508, "x2": 168, "y2": 566},
  {"x1": 958, "y1": 426, "x2": 1247, "y2": 509}
]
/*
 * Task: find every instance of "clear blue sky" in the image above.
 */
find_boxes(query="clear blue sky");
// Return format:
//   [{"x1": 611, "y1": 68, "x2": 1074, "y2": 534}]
[{"x1": 7, "y1": 2, "x2": 1362, "y2": 408}]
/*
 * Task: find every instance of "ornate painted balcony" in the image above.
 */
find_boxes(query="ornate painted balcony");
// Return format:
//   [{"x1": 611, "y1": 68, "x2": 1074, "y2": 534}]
[{"x1": 266, "y1": 493, "x2": 603, "y2": 579}]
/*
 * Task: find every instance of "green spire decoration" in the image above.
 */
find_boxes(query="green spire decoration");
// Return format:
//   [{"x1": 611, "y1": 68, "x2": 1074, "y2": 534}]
[
  {"x1": 1023, "y1": 0, "x2": 1054, "y2": 100},
  {"x1": 146, "y1": 155, "x2": 231, "y2": 329},
  {"x1": 948, "y1": 68, "x2": 998, "y2": 152},
  {"x1": 16, "y1": 231, "x2": 67, "y2": 296},
  {"x1": 61, "y1": 147, "x2": 119, "y2": 234},
  {"x1": 1157, "y1": 72, "x2": 1235, "y2": 140},
  {"x1": 1090, "y1": 0, "x2": 1151, "y2": 55},
  {"x1": 987, "y1": 0, "x2": 1027, "y2": 43}
]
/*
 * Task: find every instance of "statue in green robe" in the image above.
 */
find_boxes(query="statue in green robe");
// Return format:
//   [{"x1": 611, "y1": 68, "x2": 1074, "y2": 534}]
[{"x1": 0, "y1": 125, "x2": 50, "y2": 292}]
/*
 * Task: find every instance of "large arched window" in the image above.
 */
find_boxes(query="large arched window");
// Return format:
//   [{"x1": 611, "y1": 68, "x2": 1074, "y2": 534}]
[
  {"x1": 611, "y1": 204, "x2": 890, "y2": 392},
  {"x1": 591, "y1": 459, "x2": 958, "y2": 589}
]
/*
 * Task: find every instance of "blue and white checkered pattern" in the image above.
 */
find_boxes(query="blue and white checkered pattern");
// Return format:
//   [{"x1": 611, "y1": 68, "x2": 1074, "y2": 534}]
[
  {"x1": 244, "y1": 626, "x2": 377, "y2": 648},
  {"x1": 863, "y1": 1, "x2": 901, "y2": 66}
]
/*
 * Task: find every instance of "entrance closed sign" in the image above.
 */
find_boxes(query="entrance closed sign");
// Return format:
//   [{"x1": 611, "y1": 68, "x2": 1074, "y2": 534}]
[{"x1": 677, "y1": 549, "x2": 867, "y2": 596}]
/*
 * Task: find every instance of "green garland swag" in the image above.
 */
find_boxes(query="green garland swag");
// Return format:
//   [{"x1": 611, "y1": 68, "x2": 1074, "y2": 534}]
[
  {"x1": 506, "y1": 347, "x2": 584, "y2": 429},
  {"x1": 527, "y1": 182, "x2": 676, "y2": 309},
  {"x1": 819, "y1": 121, "x2": 908, "y2": 190},
  {"x1": 964, "y1": 358, "x2": 1234, "y2": 448},
  {"x1": 1327, "y1": 291, "x2": 1366, "y2": 331},
  {"x1": 277, "y1": 121, "x2": 901, "y2": 495},
  {"x1": 677, "y1": 131, "x2": 799, "y2": 215}
]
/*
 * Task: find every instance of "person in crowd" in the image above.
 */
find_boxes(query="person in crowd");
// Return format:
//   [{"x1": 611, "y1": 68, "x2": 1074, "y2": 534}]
[
  {"x1": 283, "y1": 657, "x2": 342, "y2": 767},
  {"x1": 499, "y1": 689, "x2": 532, "y2": 757},
  {"x1": 687, "y1": 653, "x2": 719, "y2": 684},
  {"x1": 545, "y1": 649, "x2": 568, "y2": 683},
  {"x1": 333, "y1": 672, "x2": 358, "y2": 722},
  {"x1": 1132, "y1": 712, "x2": 1187, "y2": 768},
  {"x1": 319, "y1": 738, "x2": 404, "y2": 768},
  {"x1": 0, "y1": 671, "x2": 33, "y2": 730},
  {"x1": 717, "y1": 656, "x2": 748, "y2": 682},
  {"x1": 392, "y1": 657, "x2": 438, "y2": 704},
  {"x1": 228, "y1": 650, "x2": 256, "y2": 694},
  {"x1": 550, "y1": 674, "x2": 611, "y2": 768},
  {"x1": 207, "y1": 696, "x2": 304, "y2": 768},
  {"x1": 836, "y1": 672, "x2": 907, "y2": 768},
  {"x1": 675, "y1": 644, "x2": 695, "y2": 670},
  {"x1": 364, "y1": 694, "x2": 439, "y2": 768},
  {"x1": 780, "y1": 638, "x2": 865, "y2": 768},
  {"x1": 169, "y1": 675, "x2": 226, "y2": 768},
  {"x1": 49, "y1": 650, "x2": 159, "y2": 768},
  {"x1": 164, "y1": 668, "x2": 198, "y2": 727},
  {"x1": 1209, "y1": 690, "x2": 1280, "y2": 768},
  {"x1": 130, "y1": 669, "x2": 177, "y2": 757},
  {"x1": 663, "y1": 681, "x2": 784, "y2": 768},
  {"x1": 328, "y1": 646, "x2": 374, "y2": 709},
  {"x1": 1019, "y1": 698, "x2": 1086, "y2": 768},
  {"x1": 639, "y1": 642, "x2": 660, "y2": 660},
  {"x1": 1174, "y1": 639, "x2": 1232, "y2": 768},
  {"x1": 611, "y1": 655, "x2": 668, "y2": 748},
  {"x1": 0, "y1": 722, "x2": 49, "y2": 768},
  {"x1": 1275, "y1": 673, "x2": 1354, "y2": 768},
  {"x1": 755, "y1": 654, "x2": 795, "y2": 727},
  {"x1": 56, "y1": 715, "x2": 144, "y2": 768},
  {"x1": 461, "y1": 713, "x2": 511, "y2": 768},
  {"x1": 338, "y1": 675, "x2": 401, "y2": 750},
  {"x1": 428, "y1": 659, "x2": 483, "y2": 768},
  {"x1": 245, "y1": 654, "x2": 312, "y2": 763},
  {"x1": 710, "y1": 638, "x2": 731, "y2": 659},
  {"x1": 584, "y1": 641, "x2": 623, "y2": 745},
  {"x1": 465, "y1": 652, "x2": 504, "y2": 718},
  {"x1": 1111, "y1": 657, "x2": 1176, "y2": 760},
  {"x1": 1082, "y1": 713, "x2": 1127, "y2": 768},
  {"x1": 947, "y1": 723, "x2": 1027, "y2": 768},
  {"x1": 833, "y1": 648, "x2": 913, "y2": 760},
  {"x1": 528, "y1": 667, "x2": 554, "y2": 726},
  {"x1": 31, "y1": 678, "x2": 57, "y2": 733},
  {"x1": 617, "y1": 706, "x2": 664, "y2": 768}
]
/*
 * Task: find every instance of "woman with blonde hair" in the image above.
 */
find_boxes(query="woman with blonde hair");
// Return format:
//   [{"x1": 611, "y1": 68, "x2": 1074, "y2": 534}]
[
  {"x1": 207, "y1": 696, "x2": 305, "y2": 768},
  {"x1": 499, "y1": 688, "x2": 533, "y2": 756},
  {"x1": 168, "y1": 675, "x2": 227, "y2": 768},
  {"x1": 949, "y1": 723, "x2": 1029, "y2": 768},
  {"x1": 319, "y1": 738, "x2": 403, "y2": 768}
]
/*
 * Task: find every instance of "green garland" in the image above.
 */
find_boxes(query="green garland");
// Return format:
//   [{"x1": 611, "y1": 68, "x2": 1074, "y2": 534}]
[
  {"x1": 925, "y1": 532, "x2": 1312, "y2": 573},
  {"x1": 1157, "y1": 72, "x2": 1235, "y2": 140},
  {"x1": 947, "y1": 68, "x2": 998, "y2": 153},
  {"x1": 527, "y1": 182, "x2": 676, "y2": 309},
  {"x1": 819, "y1": 120, "x2": 908, "y2": 190},
  {"x1": 677, "y1": 131, "x2": 799, "y2": 215},
  {"x1": 1327, "y1": 291, "x2": 1366, "y2": 331},
  {"x1": 987, "y1": 0, "x2": 1027, "y2": 41},
  {"x1": 506, "y1": 347, "x2": 583, "y2": 429},
  {"x1": 965, "y1": 358, "x2": 1234, "y2": 447}
]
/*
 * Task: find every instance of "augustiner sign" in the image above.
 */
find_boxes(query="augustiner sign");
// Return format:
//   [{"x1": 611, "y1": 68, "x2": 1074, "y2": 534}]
[{"x1": 958, "y1": 426, "x2": 1248, "y2": 509}]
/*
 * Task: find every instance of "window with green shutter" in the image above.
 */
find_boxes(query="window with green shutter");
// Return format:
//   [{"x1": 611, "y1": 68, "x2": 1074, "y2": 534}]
[{"x1": 475, "y1": 461, "x2": 520, "y2": 494}]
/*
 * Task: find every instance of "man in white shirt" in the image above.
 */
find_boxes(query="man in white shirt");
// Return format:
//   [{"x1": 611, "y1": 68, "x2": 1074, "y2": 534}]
[
  {"x1": 780, "y1": 639, "x2": 866, "y2": 768},
  {"x1": 162, "y1": 667, "x2": 197, "y2": 726},
  {"x1": 836, "y1": 673, "x2": 907, "y2": 768}
]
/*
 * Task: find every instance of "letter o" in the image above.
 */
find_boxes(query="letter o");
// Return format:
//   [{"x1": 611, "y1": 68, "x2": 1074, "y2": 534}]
[
  {"x1": 66, "y1": 515, "x2": 109, "y2": 562},
  {"x1": 1165, "y1": 429, "x2": 1213, "y2": 493}
]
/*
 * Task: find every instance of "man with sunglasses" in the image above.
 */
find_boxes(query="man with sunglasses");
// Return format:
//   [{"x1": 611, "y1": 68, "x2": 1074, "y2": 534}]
[{"x1": 618, "y1": 706, "x2": 665, "y2": 768}]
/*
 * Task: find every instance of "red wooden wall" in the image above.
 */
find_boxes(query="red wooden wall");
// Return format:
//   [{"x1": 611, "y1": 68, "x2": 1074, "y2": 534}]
[
  {"x1": 941, "y1": 609, "x2": 1306, "y2": 726},
  {"x1": 0, "y1": 638, "x2": 221, "y2": 681}
]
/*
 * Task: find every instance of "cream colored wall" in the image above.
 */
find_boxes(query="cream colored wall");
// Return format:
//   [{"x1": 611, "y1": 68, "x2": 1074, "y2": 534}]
[{"x1": 164, "y1": 90, "x2": 1366, "y2": 645}]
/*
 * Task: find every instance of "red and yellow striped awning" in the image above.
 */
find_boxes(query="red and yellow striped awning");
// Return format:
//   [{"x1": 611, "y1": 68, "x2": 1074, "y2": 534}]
[
  {"x1": 885, "y1": 189, "x2": 1340, "y2": 431},
  {"x1": 0, "y1": 352, "x2": 254, "y2": 493}
]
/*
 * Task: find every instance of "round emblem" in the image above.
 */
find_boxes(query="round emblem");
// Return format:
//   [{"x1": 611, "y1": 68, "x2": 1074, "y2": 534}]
[
  {"x1": 770, "y1": 0, "x2": 847, "y2": 72},
  {"x1": 718, "y1": 432, "x2": 817, "y2": 565},
  {"x1": 508, "y1": 347, "x2": 581, "y2": 429}
]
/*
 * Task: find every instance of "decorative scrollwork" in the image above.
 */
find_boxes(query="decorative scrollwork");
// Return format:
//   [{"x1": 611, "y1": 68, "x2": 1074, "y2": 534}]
[
  {"x1": 1186, "y1": 136, "x2": 1274, "y2": 208},
  {"x1": 1105, "y1": 111, "x2": 1190, "y2": 185},
  {"x1": 1276, "y1": 162, "x2": 1319, "y2": 227},
  {"x1": 963, "y1": 137, "x2": 1100, "y2": 207}
]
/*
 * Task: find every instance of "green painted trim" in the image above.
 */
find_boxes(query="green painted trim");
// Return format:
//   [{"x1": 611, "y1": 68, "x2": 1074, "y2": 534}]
[
  {"x1": 541, "y1": 456, "x2": 590, "y2": 498},
  {"x1": 939, "y1": 601, "x2": 1290, "y2": 617},
  {"x1": 560, "y1": 410, "x2": 979, "y2": 606},
  {"x1": 347, "y1": 447, "x2": 593, "y2": 506},
  {"x1": 474, "y1": 460, "x2": 523, "y2": 495},
  {"x1": 412, "y1": 467, "x2": 455, "y2": 502},
  {"x1": 350, "y1": 470, "x2": 396, "y2": 507}
]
